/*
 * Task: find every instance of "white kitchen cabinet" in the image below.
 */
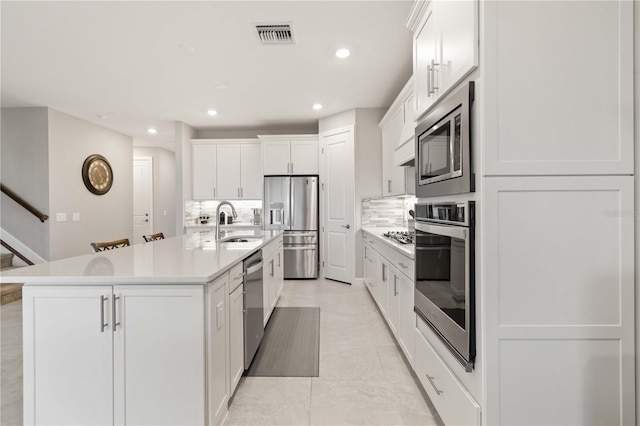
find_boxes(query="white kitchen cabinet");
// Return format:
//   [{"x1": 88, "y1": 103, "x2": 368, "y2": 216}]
[
  {"x1": 262, "y1": 236, "x2": 284, "y2": 326},
  {"x1": 192, "y1": 144, "x2": 217, "y2": 199},
  {"x1": 363, "y1": 242, "x2": 379, "y2": 302},
  {"x1": 397, "y1": 269, "x2": 415, "y2": 367},
  {"x1": 192, "y1": 140, "x2": 262, "y2": 200},
  {"x1": 216, "y1": 144, "x2": 241, "y2": 199},
  {"x1": 380, "y1": 77, "x2": 416, "y2": 196},
  {"x1": 23, "y1": 285, "x2": 205, "y2": 426},
  {"x1": 482, "y1": 0, "x2": 633, "y2": 175},
  {"x1": 385, "y1": 263, "x2": 400, "y2": 337},
  {"x1": 207, "y1": 274, "x2": 228, "y2": 426},
  {"x1": 410, "y1": 0, "x2": 478, "y2": 120},
  {"x1": 259, "y1": 135, "x2": 319, "y2": 175},
  {"x1": 228, "y1": 279, "x2": 244, "y2": 396},
  {"x1": 240, "y1": 143, "x2": 263, "y2": 198}
]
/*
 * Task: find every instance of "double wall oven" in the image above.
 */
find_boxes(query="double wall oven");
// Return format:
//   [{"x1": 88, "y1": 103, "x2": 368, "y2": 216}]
[{"x1": 414, "y1": 201, "x2": 475, "y2": 371}]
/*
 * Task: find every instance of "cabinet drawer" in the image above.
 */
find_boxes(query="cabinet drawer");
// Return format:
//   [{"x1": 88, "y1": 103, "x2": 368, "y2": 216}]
[
  {"x1": 395, "y1": 253, "x2": 414, "y2": 280},
  {"x1": 262, "y1": 236, "x2": 283, "y2": 260},
  {"x1": 414, "y1": 326, "x2": 480, "y2": 426}
]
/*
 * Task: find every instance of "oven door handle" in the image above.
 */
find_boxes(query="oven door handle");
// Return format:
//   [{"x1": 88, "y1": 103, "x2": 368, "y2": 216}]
[{"x1": 415, "y1": 221, "x2": 467, "y2": 240}]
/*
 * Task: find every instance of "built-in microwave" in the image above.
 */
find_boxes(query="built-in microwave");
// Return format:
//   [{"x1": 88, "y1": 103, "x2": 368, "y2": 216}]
[
  {"x1": 414, "y1": 200, "x2": 475, "y2": 371},
  {"x1": 415, "y1": 81, "x2": 474, "y2": 198}
]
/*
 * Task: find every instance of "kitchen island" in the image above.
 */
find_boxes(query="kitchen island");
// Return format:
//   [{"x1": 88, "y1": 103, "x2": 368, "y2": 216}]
[{"x1": 0, "y1": 229, "x2": 284, "y2": 426}]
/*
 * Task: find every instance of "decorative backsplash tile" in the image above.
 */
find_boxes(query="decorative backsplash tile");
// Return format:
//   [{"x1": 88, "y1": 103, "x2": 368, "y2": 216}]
[
  {"x1": 361, "y1": 196, "x2": 417, "y2": 228},
  {"x1": 185, "y1": 200, "x2": 263, "y2": 226}
]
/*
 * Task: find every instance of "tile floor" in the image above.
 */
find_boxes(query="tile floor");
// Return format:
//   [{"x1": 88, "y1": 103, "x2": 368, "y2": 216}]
[
  {"x1": 225, "y1": 279, "x2": 442, "y2": 426},
  {"x1": 0, "y1": 279, "x2": 441, "y2": 426}
]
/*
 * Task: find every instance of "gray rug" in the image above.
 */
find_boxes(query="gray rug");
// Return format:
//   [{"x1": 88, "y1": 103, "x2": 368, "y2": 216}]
[{"x1": 246, "y1": 307, "x2": 320, "y2": 377}]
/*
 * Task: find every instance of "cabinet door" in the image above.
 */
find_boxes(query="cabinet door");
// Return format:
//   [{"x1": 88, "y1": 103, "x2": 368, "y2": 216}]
[
  {"x1": 216, "y1": 144, "x2": 242, "y2": 199},
  {"x1": 262, "y1": 141, "x2": 291, "y2": 175},
  {"x1": 290, "y1": 140, "x2": 318, "y2": 174},
  {"x1": 385, "y1": 268, "x2": 400, "y2": 336},
  {"x1": 438, "y1": 0, "x2": 478, "y2": 95},
  {"x1": 113, "y1": 285, "x2": 205, "y2": 426},
  {"x1": 207, "y1": 275, "x2": 229, "y2": 425},
  {"x1": 263, "y1": 255, "x2": 274, "y2": 325},
  {"x1": 376, "y1": 260, "x2": 389, "y2": 318},
  {"x1": 413, "y1": 1, "x2": 439, "y2": 119},
  {"x1": 483, "y1": 0, "x2": 633, "y2": 175},
  {"x1": 382, "y1": 107, "x2": 406, "y2": 196},
  {"x1": 240, "y1": 143, "x2": 263, "y2": 199},
  {"x1": 229, "y1": 283, "x2": 244, "y2": 396},
  {"x1": 23, "y1": 286, "x2": 114, "y2": 426},
  {"x1": 275, "y1": 246, "x2": 284, "y2": 297},
  {"x1": 192, "y1": 144, "x2": 217, "y2": 199},
  {"x1": 397, "y1": 272, "x2": 415, "y2": 366}
]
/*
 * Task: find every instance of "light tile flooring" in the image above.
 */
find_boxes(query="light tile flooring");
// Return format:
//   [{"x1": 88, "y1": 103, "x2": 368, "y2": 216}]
[
  {"x1": 0, "y1": 279, "x2": 441, "y2": 426},
  {"x1": 225, "y1": 279, "x2": 442, "y2": 426}
]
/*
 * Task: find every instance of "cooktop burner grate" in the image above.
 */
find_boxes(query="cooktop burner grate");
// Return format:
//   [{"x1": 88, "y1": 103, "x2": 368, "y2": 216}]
[{"x1": 382, "y1": 231, "x2": 415, "y2": 245}]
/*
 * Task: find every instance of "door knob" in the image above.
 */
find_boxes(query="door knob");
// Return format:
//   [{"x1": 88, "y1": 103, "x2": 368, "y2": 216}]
[{"x1": 341, "y1": 224, "x2": 351, "y2": 229}]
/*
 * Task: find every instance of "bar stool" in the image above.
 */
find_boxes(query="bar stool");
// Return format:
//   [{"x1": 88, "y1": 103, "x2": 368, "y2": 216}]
[
  {"x1": 143, "y1": 232, "x2": 165, "y2": 242},
  {"x1": 90, "y1": 238, "x2": 130, "y2": 252}
]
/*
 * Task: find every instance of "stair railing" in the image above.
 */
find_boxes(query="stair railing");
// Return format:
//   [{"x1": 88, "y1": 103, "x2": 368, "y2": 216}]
[
  {"x1": 0, "y1": 183, "x2": 49, "y2": 222},
  {"x1": 0, "y1": 239, "x2": 34, "y2": 266}
]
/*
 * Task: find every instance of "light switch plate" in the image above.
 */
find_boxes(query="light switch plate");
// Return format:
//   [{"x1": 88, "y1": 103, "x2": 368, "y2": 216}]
[
  {"x1": 56, "y1": 213, "x2": 67, "y2": 222},
  {"x1": 72, "y1": 213, "x2": 80, "y2": 222}
]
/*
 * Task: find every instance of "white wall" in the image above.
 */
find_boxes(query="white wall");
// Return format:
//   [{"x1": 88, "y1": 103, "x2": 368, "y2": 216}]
[
  {"x1": 133, "y1": 147, "x2": 177, "y2": 238},
  {"x1": 48, "y1": 109, "x2": 133, "y2": 259},
  {"x1": 0, "y1": 107, "x2": 51, "y2": 260},
  {"x1": 318, "y1": 109, "x2": 356, "y2": 135}
]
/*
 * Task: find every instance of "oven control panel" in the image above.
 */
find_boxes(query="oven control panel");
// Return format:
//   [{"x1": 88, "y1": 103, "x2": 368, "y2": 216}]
[{"x1": 415, "y1": 201, "x2": 474, "y2": 227}]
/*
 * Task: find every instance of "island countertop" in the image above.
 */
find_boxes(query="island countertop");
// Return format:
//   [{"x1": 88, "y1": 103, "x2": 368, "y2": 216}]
[{"x1": 0, "y1": 229, "x2": 283, "y2": 285}]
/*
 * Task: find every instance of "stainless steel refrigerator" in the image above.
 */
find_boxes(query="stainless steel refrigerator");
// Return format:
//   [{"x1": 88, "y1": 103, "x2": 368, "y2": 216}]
[{"x1": 263, "y1": 176, "x2": 318, "y2": 279}]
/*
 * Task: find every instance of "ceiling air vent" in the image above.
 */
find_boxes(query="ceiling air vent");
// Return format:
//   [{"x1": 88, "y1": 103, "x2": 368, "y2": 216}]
[{"x1": 255, "y1": 24, "x2": 295, "y2": 45}]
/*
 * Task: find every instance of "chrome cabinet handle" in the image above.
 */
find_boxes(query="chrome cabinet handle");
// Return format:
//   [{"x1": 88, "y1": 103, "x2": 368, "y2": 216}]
[
  {"x1": 341, "y1": 224, "x2": 351, "y2": 229},
  {"x1": 394, "y1": 276, "x2": 398, "y2": 296},
  {"x1": 112, "y1": 295, "x2": 121, "y2": 331},
  {"x1": 430, "y1": 59, "x2": 439, "y2": 92},
  {"x1": 427, "y1": 65, "x2": 432, "y2": 97},
  {"x1": 398, "y1": 262, "x2": 408, "y2": 269},
  {"x1": 271, "y1": 259, "x2": 275, "y2": 277},
  {"x1": 426, "y1": 374, "x2": 443, "y2": 395},
  {"x1": 388, "y1": 179, "x2": 392, "y2": 193},
  {"x1": 213, "y1": 188, "x2": 216, "y2": 199},
  {"x1": 290, "y1": 162, "x2": 294, "y2": 174},
  {"x1": 100, "y1": 295, "x2": 109, "y2": 332}
]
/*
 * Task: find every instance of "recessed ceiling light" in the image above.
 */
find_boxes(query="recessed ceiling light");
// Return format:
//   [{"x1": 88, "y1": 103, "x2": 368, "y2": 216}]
[
  {"x1": 97, "y1": 113, "x2": 110, "y2": 120},
  {"x1": 178, "y1": 43, "x2": 196, "y2": 54},
  {"x1": 312, "y1": 104, "x2": 323, "y2": 110},
  {"x1": 335, "y1": 48, "x2": 350, "y2": 58},
  {"x1": 215, "y1": 84, "x2": 227, "y2": 90},
  {"x1": 207, "y1": 109, "x2": 218, "y2": 116},
  {"x1": 147, "y1": 128, "x2": 158, "y2": 134}
]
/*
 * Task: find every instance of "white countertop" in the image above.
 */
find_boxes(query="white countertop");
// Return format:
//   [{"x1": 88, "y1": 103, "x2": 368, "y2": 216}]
[
  {"x1": 0, "y1": 230, "x2": 283, "y2": 286},
  {"x1": 185, "y1": 223, "x2": 261, "y2": 229},
  {"x1": 362, "y1": 226, "x2": 414, "y2": 259}
]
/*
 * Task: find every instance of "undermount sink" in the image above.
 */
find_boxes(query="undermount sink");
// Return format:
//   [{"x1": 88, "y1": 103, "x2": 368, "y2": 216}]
[{"x1": 220, "y1": 236, "x2": 262, "y2": 243}]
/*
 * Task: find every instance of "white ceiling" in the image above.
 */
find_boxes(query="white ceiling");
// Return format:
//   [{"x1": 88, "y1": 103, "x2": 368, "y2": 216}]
[{"x1": 1, "y1": 1, "x2": 414, "y2": 150}]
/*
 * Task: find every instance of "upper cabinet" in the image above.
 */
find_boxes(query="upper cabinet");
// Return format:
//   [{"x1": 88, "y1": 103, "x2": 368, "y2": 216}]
[
  {"x1": 259, "y1": 135, "x2": 319, "y2": 175},
  {"x1": 409, "y1": 0, "x2": 478, "y2": 121},
  {"x1": 380, "y1": 77, "x2": 416, "y2": 197},
  {"x1": 191, "y1": 140, "x2": 263, "y2": 200},
  {"x1": 481, "y1": 0, "x2": 633, "y2": 176}
]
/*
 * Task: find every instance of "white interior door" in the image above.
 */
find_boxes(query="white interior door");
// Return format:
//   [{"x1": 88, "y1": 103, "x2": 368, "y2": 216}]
[
  {"x1": 133, "y1": 157, "x2": 153, "y2": 244},
  {"x1": 321, "y1": 128, "x2": 354, "y2": 284}
]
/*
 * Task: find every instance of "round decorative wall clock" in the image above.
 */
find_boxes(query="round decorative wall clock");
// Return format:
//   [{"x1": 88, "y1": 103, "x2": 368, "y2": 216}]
[{"x1": 82, "y1": 154, "x2": 113, "y2": 195}]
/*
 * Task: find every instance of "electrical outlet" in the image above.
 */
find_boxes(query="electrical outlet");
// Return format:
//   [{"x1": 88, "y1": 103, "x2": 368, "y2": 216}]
[{"x1": 56, "y1": 213, "x2": 67, "y2": 222}]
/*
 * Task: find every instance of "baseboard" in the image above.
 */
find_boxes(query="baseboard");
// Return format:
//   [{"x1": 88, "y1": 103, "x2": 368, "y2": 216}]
[{"x1": 0, "y1": 228, "x2": 46, "y2": 265}]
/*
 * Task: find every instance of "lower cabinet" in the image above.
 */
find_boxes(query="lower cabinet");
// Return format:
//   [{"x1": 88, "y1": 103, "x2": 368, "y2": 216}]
[
  {"x1": 228, "y1": 267, "x2": 244, "y2": 397},
  {"x1": 263, "y1": 237, "x2": 284, "y2": 326},
  {"x1": 414, "y1": 319, "x2": 481, "y2": 426},
  {"x1": 397, "y1": 271, "x2": 415, "y2": 366},
  {"x1": 22, "y1": 285, "x2": 205, "y2": 426},
  {"x1": 385, "y1": 262, "x2": 400, "y2": 336},
  {"x1": 207, "y1": 274, "x2": 229, "y2": 426}
]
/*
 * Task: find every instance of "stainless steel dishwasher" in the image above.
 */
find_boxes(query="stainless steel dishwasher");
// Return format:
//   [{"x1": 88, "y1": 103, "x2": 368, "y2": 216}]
[{"x1": 243, "y1": 250, "x2": 264, "y2": 368}]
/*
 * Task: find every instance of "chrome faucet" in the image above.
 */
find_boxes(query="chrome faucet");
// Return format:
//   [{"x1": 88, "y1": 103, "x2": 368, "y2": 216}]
[{"x1": 215, "y1": 201, "x2": 238, "y2": 240}]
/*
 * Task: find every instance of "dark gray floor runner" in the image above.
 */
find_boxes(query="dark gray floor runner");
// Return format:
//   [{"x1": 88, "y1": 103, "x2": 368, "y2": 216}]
[{"x1": 246, "y1": 307, "x2": 320, "y2": 377}]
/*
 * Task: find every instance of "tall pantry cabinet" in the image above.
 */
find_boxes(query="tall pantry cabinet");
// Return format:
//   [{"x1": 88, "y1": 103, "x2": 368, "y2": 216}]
[{"x1": 407, "y1": 0, "x2": 635, "y2": 425}]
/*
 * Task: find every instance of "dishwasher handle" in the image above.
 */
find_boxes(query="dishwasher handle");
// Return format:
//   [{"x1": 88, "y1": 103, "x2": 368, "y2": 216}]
[{"x1": 245, "y1": 262, "x2": 263, "y2": 275}]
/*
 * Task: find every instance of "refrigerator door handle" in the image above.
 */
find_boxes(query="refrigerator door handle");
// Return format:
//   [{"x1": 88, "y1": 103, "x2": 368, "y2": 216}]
[{"x1": 291, "y1": 179, "x2": 295, "y2": 227}]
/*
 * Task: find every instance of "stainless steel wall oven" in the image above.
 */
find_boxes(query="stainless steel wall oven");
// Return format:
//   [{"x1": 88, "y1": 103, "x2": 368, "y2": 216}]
[
  {"x1": 415, "y1": 81, "x2": 474, "y2": 198},
  {"x1": 414, "y1": 201, "x2": 475, "y2": 371}
]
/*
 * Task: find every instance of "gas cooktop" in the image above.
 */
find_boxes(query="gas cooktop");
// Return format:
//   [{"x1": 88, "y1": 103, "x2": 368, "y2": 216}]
[{"x1": 382, "y1": 231, "x2": 415, "y2": 245}]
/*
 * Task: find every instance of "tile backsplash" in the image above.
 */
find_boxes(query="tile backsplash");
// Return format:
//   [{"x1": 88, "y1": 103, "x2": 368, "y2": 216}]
[
  {"x1": 185, "y1": 200, "x2": 263, "y2": 226},
  {"x1": 361, "y1": 196, "x2": 417, "y2": 228}
]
